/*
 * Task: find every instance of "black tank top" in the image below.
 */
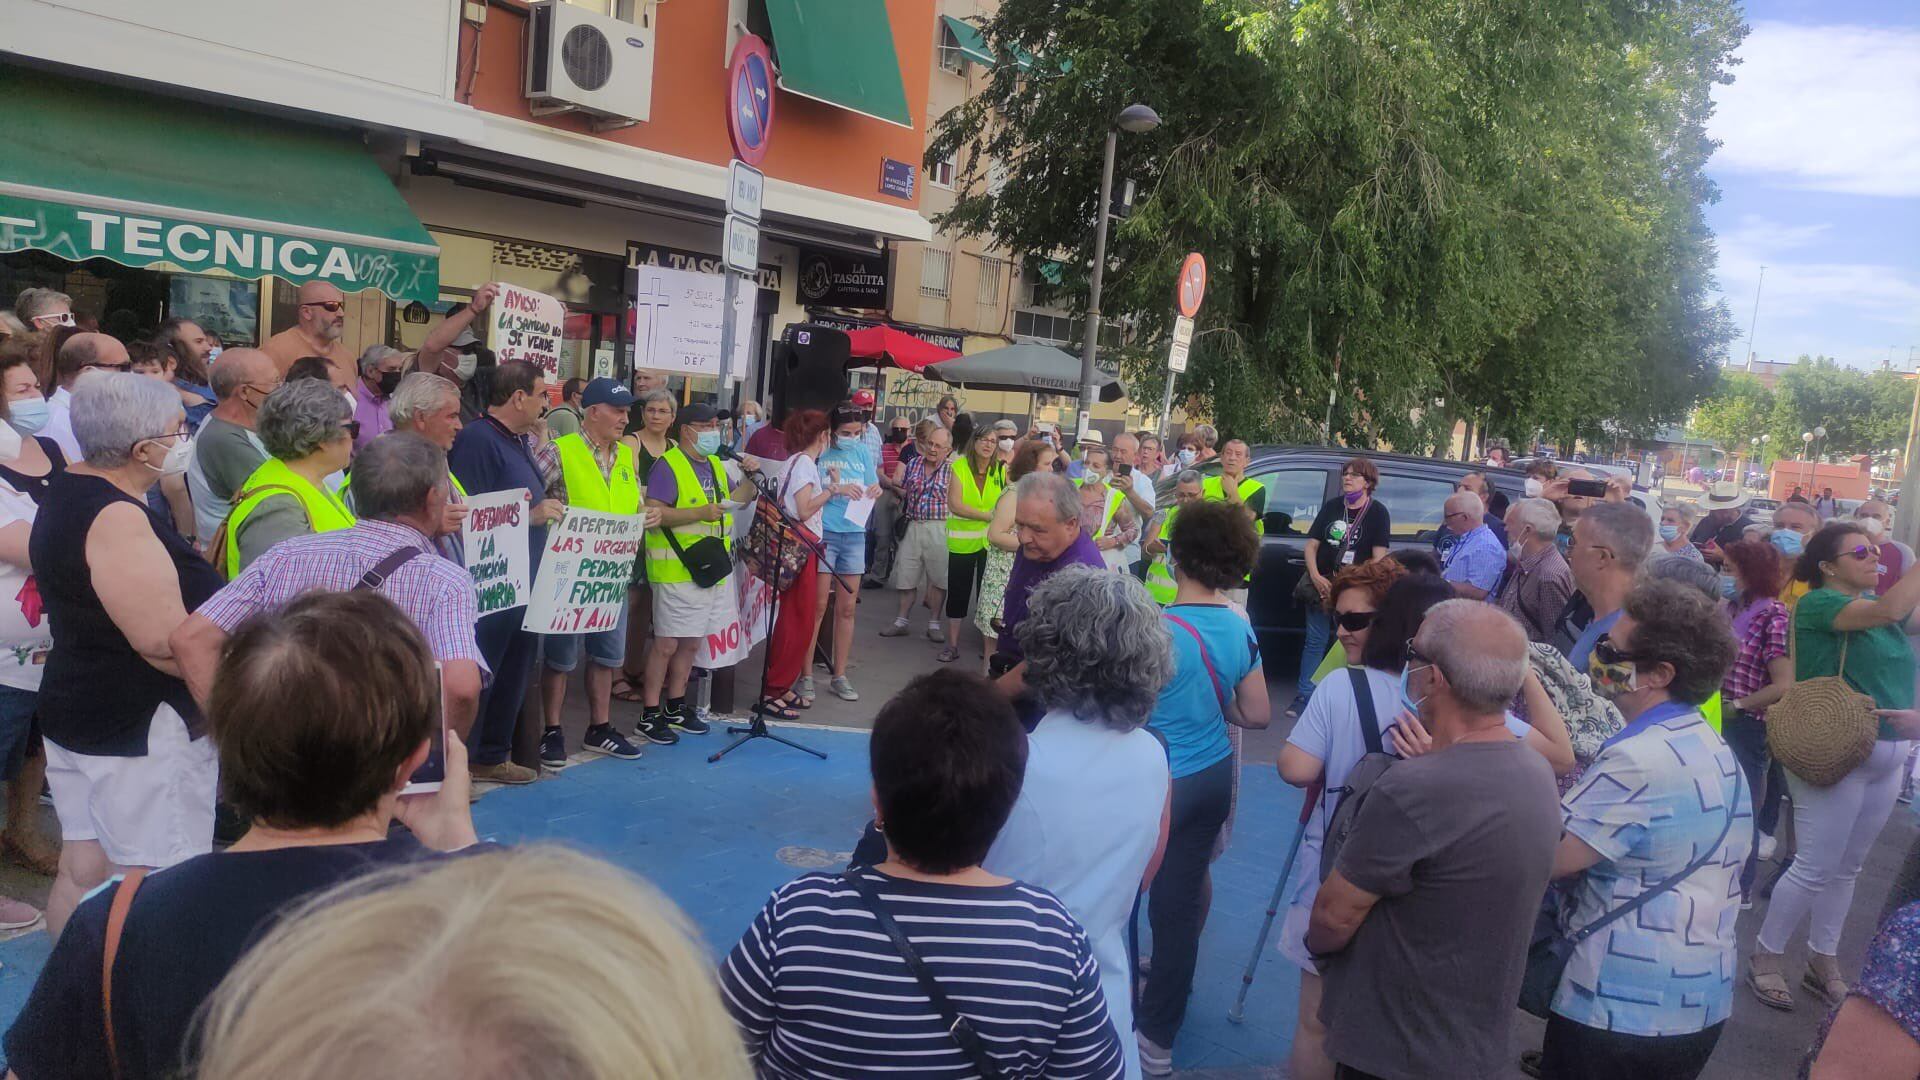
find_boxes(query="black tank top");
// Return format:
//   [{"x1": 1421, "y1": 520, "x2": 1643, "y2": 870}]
[
  {"x1": 0, "y1": 437, "x2": 67, "y2": 505},
  {"x1": 30, "y1": 472, "x2": 223, "y2": 756}
]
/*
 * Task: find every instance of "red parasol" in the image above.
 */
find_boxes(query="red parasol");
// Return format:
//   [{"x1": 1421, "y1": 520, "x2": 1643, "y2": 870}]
[{"x1": 844, "y1": 326, "x2": 960, "y2": 372}]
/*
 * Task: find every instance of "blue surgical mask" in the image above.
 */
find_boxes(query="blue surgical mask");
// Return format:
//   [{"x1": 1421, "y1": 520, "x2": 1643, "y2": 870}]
[
  {"x1": 1770, "y1": 529, "x2": 1804, "y2": 558},
  {"x1": 7, "y1": 398, "x2": 50, "y2": 436},
  {"x1": 1397, "y1": 663, "x2": 1430, "y2": 724},
  {"x1": 836, "y1": 436, "x2": 862, "y2": 452},
  {"x1": 1719, "y1": 573, "x2": 1738, "y2": 601},
  {"x1": 1658, "y1": 524, "x2": 1680, "y2": 542},
  {"x1": 694, "y1": 430, "x2": 723, "y2": 456}
]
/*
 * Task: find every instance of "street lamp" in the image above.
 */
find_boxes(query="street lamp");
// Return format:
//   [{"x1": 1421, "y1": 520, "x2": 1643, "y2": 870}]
[
  {"x1": 1076, "y1": 103, "x2": 1162, "y2": 440},
  {"x1": 1802, "y1": 430, "x2": 1816, "y2": 490}
]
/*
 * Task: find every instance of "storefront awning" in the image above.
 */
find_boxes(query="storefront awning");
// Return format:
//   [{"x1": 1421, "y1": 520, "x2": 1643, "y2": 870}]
[
  {"x1": 940, "y1": 16, "x2": 997, "y2": 68},
  {"x1": 0, "y1": 65, "x2": 439, "y2": 303},
  {"x1": 762, "y1": 0, "x2": 912, "y2": 129}
]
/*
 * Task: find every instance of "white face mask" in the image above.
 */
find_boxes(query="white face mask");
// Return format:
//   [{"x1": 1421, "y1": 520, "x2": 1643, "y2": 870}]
[
  {"x1": 454, "y1": 354, "x2": 479, "y2": 380},
  {"x1": 0, "y1": 415, "x2": 21, "y2": 461},
  {"x1": 1859, "y1": 516, "x2": 1886, "y2": 538},
  {"x1": 145, "y1": 434, "x2": 194, "y2": 477},
  {"x1": 997, "y1": 438, "x2": 1015, "y2": 452},
  {"x1": 1178, "y1": 448, "x2": 1197, "y2": 466},
  {"x1": 1524, "y1": 478, "x2": 1544, "y2": 498}
]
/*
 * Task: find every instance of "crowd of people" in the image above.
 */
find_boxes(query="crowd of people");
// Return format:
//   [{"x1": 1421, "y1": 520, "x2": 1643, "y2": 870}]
[{"x1": 6, "y1": 285, "x2": 1920, "y2": 1079}]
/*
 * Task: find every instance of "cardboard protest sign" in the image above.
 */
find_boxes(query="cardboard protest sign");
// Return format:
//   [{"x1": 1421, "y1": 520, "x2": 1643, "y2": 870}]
[
  {"x1": 489, "y1": 284, "x2": 566, "y2": 378},
  {"x1": 460, "y1": 490, "x2": 531, "y2": 615},
  {"x1": 522, "y1": 508, "x2": 644, "y2": 634}
]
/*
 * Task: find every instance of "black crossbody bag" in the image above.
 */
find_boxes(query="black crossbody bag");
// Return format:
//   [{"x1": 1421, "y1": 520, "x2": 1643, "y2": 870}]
[{"x1": 844, "y1": 873, "x2": 1005, "y2": 1080}]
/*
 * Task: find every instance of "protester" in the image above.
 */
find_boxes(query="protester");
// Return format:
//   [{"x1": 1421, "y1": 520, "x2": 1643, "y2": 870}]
[
  {"x1": 642, "y1": 402, "x2": 757, "y2": 739},
  {"x1": 12, "y1": 290, "x2": 71, "y2": 393},
  {"x1": 1136, "y1": 502, "x2": 1270, "y2": 1074},
  {"x1": 1691, "y1": 482, "x2": 1757, "y2": 562},
  {"x1": 1144, "y1": 470, "x2": 1207, "y2": 606},
  {"x1": 990, "y1": 473, "x2": 1108, "y2": 680},
  {"x1": 1854, "y1": 499, "x2": 1914, "y2": 597},
  {"x1": 1545, "y1": 580, "x2": 1746, "y2": 1079},
  {"x1": 261, "y1": 281, "x2": 353, "y2": 390},
  {"x1": 1659, "y1": 503, "x2": 1704, "y2": 561},
  {"x1": 1294, "y1": 456, "x2": 1392, "y2": 715},
  {"x1": 1190, "y1": 423, "x2": 1219, "y2": 465},
  {"x1": 937, "y1": 422, "x2": 1002, "y2": 664},
  {"x1": 30, "y1": 373, "x2": 223, "y2": 937},
  {"x1": 1169, "y1": 431, "x2": 1202, "y2": 476},
  {"x1": 1498, "y1": 496, "x2": 1575, "y2": 643},
  {"x1": 757, "y1": 410, "x2": 835, "y2": 719},
  {"x1": 812, "y1": 406, "x2": 880, "y2": 700},
  {"x1": 152, "y1": 317, "x2": 218, "y2": 426},
  {"x1": 547, "y1": 376, "x2": 586, "y2": 439},
  {"x1": 932, "y1": 394, "x2": 959, "y2": 430},
  {"x1": 1439, "y1": 490, "x2": 1505, "y2": 599},
  {"x1": 607, "y1": 387, "x2": 676, "y2": 707},
  {"x1": 447, "y1": 361, "x2": 573, "y2": 771},
  {"x1": 350, "y1": 344, "x2": 406, "y2": 451},
  {"x1": 1801, "y1": 900, "x2": 1920, "y2": 1078},
  {"x1": 722, "y1": 669, "x2": 1124, "y2": 1077},
  {"x1": 1110, "y1": 432, "x2": 1158, "y2": 570},
  {"x1": 0, "y1": 383, "x2": 60, "y2": 898},
  {"x1": 1202, "y1": 439, "x2": 1267, "y2": 530},
  {"x1": 1450, "y1": 472, "x2": 1509, "y2": 542},
  {"x1": 384, "y1": 372, "x2": 467, "y2": 561},
  {"x1": 883, "y1": 421, "x2": 952, "y2": 640},
  {"x1": 985, "y1": 567, "x2": 1173, "y2": 1078},
  {"x1": 417, "y1": 283, "x2": 500, "y2": 421},
  {"x1": 1553, "y1": 500, "x2": 1652, "y2": 666},
  {"x1": 43, "y1": 333, "x2": 132, "y2": 462},
  {"x1": 1311, "y1": 602, "x2": 1561, "y2": 1080},
  {"x1": 1138, "y1": 432, "x2": 1167, "y2": 481},
  {"x1": 186, "y1": 348, "x2": 276, "y2": 543},
  {"x1": 1751, "y1": 522, "x2": 1920, "y2": 1010},
  {"x1": 4, "y1": 589, "x2": 484, "y2": 1080},
  {"x1": 867, "y1": 413, "x2": 913, "y2": 586},
  {"x1": 219, "y1": 378, "x2": 357, "y2": 576},
  {"x1": 0, "y1": 342, "x2": 65, "y2": 505},
  {"x1": 1719, "y1": 537, "x2": 1794, "y2": 901}
]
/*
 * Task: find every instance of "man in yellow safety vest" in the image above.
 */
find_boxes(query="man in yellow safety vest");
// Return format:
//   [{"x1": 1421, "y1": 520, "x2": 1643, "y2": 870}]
[
  {"x1": 1145, "y1": 470, "x2": 1207, "y2": 605},
  {"x1": 1199, "y1": 438, "x2": 1266, "y2": 535},
  {"x1": 219, "y1": 379, "x2": 357, "y2": 577}
]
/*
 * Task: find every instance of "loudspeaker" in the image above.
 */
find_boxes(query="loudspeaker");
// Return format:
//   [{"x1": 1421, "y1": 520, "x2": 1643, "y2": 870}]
[{"x1": 771, "y1": 324, "x2": 851, "y2": 422}]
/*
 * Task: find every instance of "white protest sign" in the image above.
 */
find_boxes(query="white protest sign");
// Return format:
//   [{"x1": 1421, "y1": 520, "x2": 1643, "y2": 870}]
[
  {"x1": 489, "y1": 284, "x2": 566, "y2": 378},
  {"x1": 522, "y1": 508, "x2": 645, "y2": 634},
  {"x1": 629, "y1": 265, "x2": 756, "y2": 380},
  {"x1": 461, "y1": 491, "x2": 532, "y2": 615},
  {"x1": 696, "y1": 568, "x2": 773, "y2": 667}
]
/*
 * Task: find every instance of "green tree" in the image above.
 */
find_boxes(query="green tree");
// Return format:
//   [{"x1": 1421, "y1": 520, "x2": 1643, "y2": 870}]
[
  {"x1": 1693, "y1": 371, "x2": 1774, "y2": 459},
  {"x1": 929, "y1": 0, "x2": 1745, "y2": 449},
  {"x1": 1765, "y1": 356, "x2": 1911, "y2": 459}
]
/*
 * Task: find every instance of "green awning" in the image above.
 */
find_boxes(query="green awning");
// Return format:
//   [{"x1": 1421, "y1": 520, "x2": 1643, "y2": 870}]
[
  {"x1": 940, "y1": 16, "x2": 996, "y2": 68},
  {"x1": 0, "y1": 65, "x2": 439, "y2": 303},
  {"x1": 763, "y1": 0, "x2": 912, "y2": 129}
]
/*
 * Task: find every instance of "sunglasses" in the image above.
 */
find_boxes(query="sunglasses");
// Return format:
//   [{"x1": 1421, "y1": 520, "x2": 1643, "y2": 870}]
[
  {"x1": 1593, "y1": 638, "x2": 1641, "y2": 666},
  {"x1": 342, "y1": 420, "x2": 362, "y2": 440},
  {"x1": 1335, "y1": 610, "x2": 1376, "y2": 632},
  {"x1": 32, "y1": 313, "x2": 75, "y2": 328},
  {"x1": 1839, "y1": 544, "x2": 1879, "y2": 561},
  {"x1": 300, "y1": 301, "x2": 346, "y2": 314},
  {"x1": 86, "y1": 361, "x2": 133, "y2": 373}
]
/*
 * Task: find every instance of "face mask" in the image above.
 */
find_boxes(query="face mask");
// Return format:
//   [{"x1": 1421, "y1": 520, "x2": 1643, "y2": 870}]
[
  {"x1": 1719, "y1": 573, "x2": 1738, "y2": 600},
  {"x1": 144, "y1": 434, "x2": 194, "y2": 477},
  {"x1": 1658, "y1": 524, "x2": 1680, "y2": 542},
  {"x1": 377, "y1": 370, "x2": 403, "y2": 396},
  {"x1": 998, "y1": 438, "x2": 1015, "y2": 452},
  {"x1": 1859, "y1": 517, "x2": 1886, "y2": 538},
  {"x1": 1398, "y1": 663, "x2": 1430, "y2": 722},
  {"x1": 694, "y1": 430, "x2": 723, "y2": 456},
  {"x1": 7, "y1": 398, "x2": 50, "y2": 436},
  {"x1": 1587, "y1": 655, "x2": 1638, "y2": 700},
  {"x1": 886, "y1": 429, "x2": 908, "y2": 443},
  {"x1": 1177, "y1": 448, "x2": 1196, "y2": 466},
  {"x1": 836, "y1": 436, "x2": 862, "y2": 452},
  {"x1": 206, "y1": 345, "x2": 222, "y2": 362},
  {"x1": 1524, "y1": 478, "x2": 1544, "y2": 499},
  {"x1": 1770, "y1": 529, "x2": 1805, "y2": 558},
  {"x1": 1508, "y1": 537, "x2": 1526, "y2": 560},
  {"x1": 453, "y1": 354, "x2": 479, "y2": 380},
  {"x1": 1343, "y1": 488, "x2": 1366, "y2": 507},
  {"x1": 0, "y1": 415, "x2": 20, "y2": 460}
]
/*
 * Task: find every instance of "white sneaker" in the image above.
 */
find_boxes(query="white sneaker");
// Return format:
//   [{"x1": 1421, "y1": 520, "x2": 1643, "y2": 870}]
[{"x1": 1757, "y1": 833, "x2": 1777, "y2": 861}]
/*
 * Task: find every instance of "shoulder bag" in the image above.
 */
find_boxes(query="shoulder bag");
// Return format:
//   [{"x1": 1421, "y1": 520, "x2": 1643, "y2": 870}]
[
  {"x1": 102, "y1": 868, "x2": 150, "y2": 1079},
  {"x1": 1319, "y1": 667, "x2": 1395, "y2": 881},
  {"x1": 741, "y1": 463, "x2": 818, "y2": 593},
  {"x1": 844, "y1": 873, "x2": 1004, "y2": 1080},
  {"x1": 1767, "y1": 611, "x2": 1877, "y2": 787},
  {"x1": 1293, "y1": 498, "x2": 1359, "y2": 607},
  {"x1": 1163, "y1": 611, "x2": 1235, "y2": 724},
  {"x1": 1519, "y1": 769, "x2": 1741, "y2": 1018}
]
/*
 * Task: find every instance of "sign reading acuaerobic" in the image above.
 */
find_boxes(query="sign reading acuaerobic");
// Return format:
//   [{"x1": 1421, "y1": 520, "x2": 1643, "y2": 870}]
[
  {"x1": 523, "y1": 509, "x2": 645, "y2": 635},
  {"x1": 489, "y1": 284, "x2": 566, "y2": 378},
  {"x1": 460, "y1": 490, "x2": 531, "y2": 615}
]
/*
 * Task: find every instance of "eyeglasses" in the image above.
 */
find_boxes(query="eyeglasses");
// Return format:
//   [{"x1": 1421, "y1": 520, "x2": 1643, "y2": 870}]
[
  {"x1": 1839, "y1": 544, "x2": 1879, "y2": 561},
  {"x1": 1335, "y1": 610, "x2": 1376, "y2": 632},
  {"x1": 85, "y1": 360, "x2": 133, "y2": 372},
  {"x1": 300, "y1": 301, "x2": 346, "y2": 314},
  {"x1": 142, "y1": 425, "x2": 192, "y2": 444},
  {"x1": 1593, "y1": 638, "x2": 1641, "y2": 666},
  {"x1": 1402, "y1": 641, "x2": 1429, "y2": 666}
]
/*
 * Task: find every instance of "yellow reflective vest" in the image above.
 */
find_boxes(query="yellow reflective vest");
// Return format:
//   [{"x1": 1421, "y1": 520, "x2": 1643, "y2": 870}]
[
  {"x1": 1201, "y1": 475, "x2": 1266, "y2": 536},
  {"x1": 643, "y1": 445, "x2": 731, "y2": 585},
  {"x1": 554, "y1": 433, "x2": 641, "y2": 515},
  {"x1": 1145, "y1": 507, "x2": 1181, "y2": 605},
  {"x1": 946, "y1": 459, "x2": 1002, "y2": 554},
  {"x1": 223, "y1": 457, "x2": 356, "y2": 577}
]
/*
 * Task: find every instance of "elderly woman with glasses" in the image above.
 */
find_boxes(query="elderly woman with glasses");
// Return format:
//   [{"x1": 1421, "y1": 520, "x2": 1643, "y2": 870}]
[
  {"x1": 1748, "y1": 522, "x2": 1920, "y2": 1012},
  {"x1": 28, "y1": 373, "x2": 224, "y2": 938},
  {"x1": 220, "y1": 378, "x2": 357, "y2": 577}
]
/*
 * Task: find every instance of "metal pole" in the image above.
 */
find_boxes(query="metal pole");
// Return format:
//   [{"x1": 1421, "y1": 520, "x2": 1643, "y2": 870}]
[
  {"x1": 1076, "y1": 129, "x2": 1118, "y2": 441},
  {"x1": 1900, "y1": 374, "x2": 1920, "y2": 556},
  {"x1": 1744, "y1": 265, "x2": 1766, "y2": 372},
  {"x1": 1158, "y1": 367, "x2": 1177, "y2": 442},
  {"x1": 717, "y1": 270, "x2": 740, "y2": 412}
]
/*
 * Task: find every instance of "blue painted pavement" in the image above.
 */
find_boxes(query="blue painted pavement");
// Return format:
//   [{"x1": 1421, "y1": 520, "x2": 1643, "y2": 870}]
[{"x1": 0, "y1": 726, "x2": 1307, "y2": 1072}]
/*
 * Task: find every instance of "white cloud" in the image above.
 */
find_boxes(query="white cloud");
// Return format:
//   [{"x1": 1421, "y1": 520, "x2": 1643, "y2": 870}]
[
  {"x1": 1709, "y1": 22, "x2": 1920, "y2": 197},
  {"x1": 1714, "y1": 214, "x2": 1920, "y2": 368}
]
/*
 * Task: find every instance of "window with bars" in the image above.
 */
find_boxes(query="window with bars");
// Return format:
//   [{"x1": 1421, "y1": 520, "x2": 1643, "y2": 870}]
[
  {"x1": 921, "y1": 249, "x2": 952, "y2": 298},
  {"x1": 976, "y1": 256, "x2": 1006, "y2": 305}
]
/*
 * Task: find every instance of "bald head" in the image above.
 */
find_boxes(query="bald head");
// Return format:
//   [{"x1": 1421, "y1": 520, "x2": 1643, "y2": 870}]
[
  {"x1": 209, "y1": 348, "x2": 277, "y2": 399},
  {"x1": 1416, "y1": 601, "x2": 1528, "y2": 715},
  {"x1": 295, "y1": 281, "x2": 346, "y2": 343},
  {"x1": 55, "y1": 333, "x2": 129, "y2": 388},
  {"x1": 1444, "y1": 490, "x2": 1485, "y2": 519}
]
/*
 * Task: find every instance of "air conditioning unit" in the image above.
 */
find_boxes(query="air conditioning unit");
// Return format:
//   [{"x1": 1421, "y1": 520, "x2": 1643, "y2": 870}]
[{"x1": 525, "y1": 1, "x2": 655, "y2": 128}]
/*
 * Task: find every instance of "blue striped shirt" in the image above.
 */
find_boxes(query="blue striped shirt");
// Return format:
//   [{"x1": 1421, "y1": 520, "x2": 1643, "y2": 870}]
[{"x1": 720, "y1": 867, "x2": 1124, "y2": 1079}]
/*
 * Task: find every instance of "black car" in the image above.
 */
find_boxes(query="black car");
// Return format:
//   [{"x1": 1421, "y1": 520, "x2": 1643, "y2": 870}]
[{"x1": 1156, "y1": 446, "x2": 1526, "y2": 658}]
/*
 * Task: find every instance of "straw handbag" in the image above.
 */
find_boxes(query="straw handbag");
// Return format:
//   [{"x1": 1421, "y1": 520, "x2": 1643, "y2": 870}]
[{"x1": 1766, "y1": 620, "x2": 1877, "y2": 787}]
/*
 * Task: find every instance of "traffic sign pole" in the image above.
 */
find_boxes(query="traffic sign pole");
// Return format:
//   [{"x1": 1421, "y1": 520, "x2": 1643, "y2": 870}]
[
  {"x1": 1162, "y1": 256, "x2": 1206, "y2": 440},
  {"x1": 719, "y1": 35, "x2": 775, "y2": 410}
]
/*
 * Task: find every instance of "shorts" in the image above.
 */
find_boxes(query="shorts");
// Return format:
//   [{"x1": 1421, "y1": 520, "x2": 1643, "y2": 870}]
[
  {"x1": 543, "y1": 601, "x2": 631, "y2": 672},
  {"x1": 0, "y1": 685, "x2": 37, "y2": 782},
  {"x1": 653, "y1": 578, "x2": 735, "y2": 639},
  {"x1": 820, "y1": 530, "x2": 866, "y2": 576},
  {"x1": 45, "y1": 703, "x2": 216, "y2": 869},
  {"x1": 892, "y1": 519, "x2": 949, "y2": 592}
]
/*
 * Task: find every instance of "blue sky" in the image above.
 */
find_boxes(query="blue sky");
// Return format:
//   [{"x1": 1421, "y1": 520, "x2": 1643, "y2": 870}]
[{"x1": 1705, "y1": 0, "x2": 1920, "y2": 371}]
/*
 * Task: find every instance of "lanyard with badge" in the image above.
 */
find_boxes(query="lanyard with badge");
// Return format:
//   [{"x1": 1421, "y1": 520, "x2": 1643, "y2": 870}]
[{"x1": 1326, "y1": 502, "x2": 1363, "y2": 566}]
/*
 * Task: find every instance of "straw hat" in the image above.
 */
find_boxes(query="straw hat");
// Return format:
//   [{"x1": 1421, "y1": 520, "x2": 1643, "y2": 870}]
[{"x1": 1698, "y1": 482, "x2": 1752, "y2": 513}]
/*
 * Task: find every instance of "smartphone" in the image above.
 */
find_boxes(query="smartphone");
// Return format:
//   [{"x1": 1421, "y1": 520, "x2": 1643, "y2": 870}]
[
  {"x1": 401, "y1": 662, "x2": 448, "y2": 796},
  {"x1": 1116, "y1": 462, "x2": 1133, "y2": 477},
  {"x1": 1566, "y1": 478, "x2": 1609, "y2": 498}
]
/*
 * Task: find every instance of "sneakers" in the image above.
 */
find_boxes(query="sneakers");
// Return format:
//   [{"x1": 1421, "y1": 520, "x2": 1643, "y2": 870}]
[
  {"x1": 1137, "y1": 1032, "x2": 1173, "y2": 1077},
  {"x1": 540, "y1": 727, "x2": 569, "y2": 769},
  {"x1": 668, "y1": 701, "x2": 710, "y2": 736},
  {"x1": 584, "y1": 723, "x2": 643, "y2": 760},
  {"x1": 636, "y1": 709, "x2": 681, "y2": 746},
  {"x1": 470, "y1": 760, "x2": 538, "y2": 785},
  {"x1": 1285, "y1": 693, "x2": 1309, "y2": 719},
  {"x1": 830, "y1": 675, "x2": 859, "y2": 701},
  {"x1": 936, "y1": 645, "x2": 960, "y2": 663},
  {"x1": 0, "y1": 898, "x2": 40, "y2": 932},
  {"x1": 926, "y1": 621, "x2": 943, "y2": 641},
  {"x1": 880, "y1": 619, "x2": 910, "y2": 638}
]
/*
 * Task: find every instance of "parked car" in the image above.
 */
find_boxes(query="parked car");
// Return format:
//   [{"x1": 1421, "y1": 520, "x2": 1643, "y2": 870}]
[{"x1": 1160, "y1": 446, "x2": 1659, "y2": 658}]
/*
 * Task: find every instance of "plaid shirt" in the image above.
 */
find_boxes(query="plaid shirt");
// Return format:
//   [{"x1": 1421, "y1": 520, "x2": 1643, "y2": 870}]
[
  {"x1": 1723, "y1": 597, "x2": 1790, "y2": 712},
  {"x1": 901, "y1": 455, "x2": 950, "y2": 521},
  {"x1": 1497, "y1": 541, "x2": 1575, "y2": 645},
  {"x1": 196, "y1": 518, "x2": 488, "y2": 674}
]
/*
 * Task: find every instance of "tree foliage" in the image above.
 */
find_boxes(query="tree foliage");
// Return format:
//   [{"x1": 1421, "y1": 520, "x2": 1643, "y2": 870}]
[
  {"x1": 929, "y1": 0, "x2": 1745, "y2": 450},
  {"x1": 1690, "y1": 357, "x2": 1915, "y2": 465}
]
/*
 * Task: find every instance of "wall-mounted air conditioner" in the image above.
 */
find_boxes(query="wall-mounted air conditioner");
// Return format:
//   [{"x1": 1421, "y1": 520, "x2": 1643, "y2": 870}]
[{"x1": 525, "y1": 1, "x2": 655, "y2": 129}]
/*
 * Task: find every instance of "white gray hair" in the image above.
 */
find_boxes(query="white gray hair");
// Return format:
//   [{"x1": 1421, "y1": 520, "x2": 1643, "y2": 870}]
[
  {"x1": 1176, "y1": 469, "x2": 1203, "y2": 486},
  {"x1": 1582, "y1": 500, "x2": 1654, "y2": 570},
  {"x1": 357, "y1": 344, "x2": 402, "y2": 378},
  {"x1": 350, "y1": 433, "x2": 449, "y2": 521},
  {"x1": 1509, "y1": 497, "x2": 1560, "y2": 537},
  {"x1": 1642, "y1": 551, "x2": 1718, "y2": 600},
  {"x1": 389, "y1": 372, "x2": 459, "y2": 427},
  {"x1": 13, "y1": 288, "x2": 69, "y2": 323},
  {"x1": 1445, "y1": 490, "x2": 1485, "y2": 519},
  {"x1": 1015, "y1": 472, "x2": 1080, "y2": 525},
  {"x1": 1017, "y1": 567, "x2": 1173, "y2": 730},
  {"x1": 258, "y1": 379, "x2": 351, "y2": 461},
  {"x1": 1193, "y1": 423, "x2": 1218, "y2": 449},
  {"x1": 1417, "y1": 600, "x2": 1527, "y2": 713},
  {"x1": 639, "y1": 389, "x2": 677, "y2": 411},
  {"x1": 71, "y1": 371, "x2": 184, "y2": 468}
]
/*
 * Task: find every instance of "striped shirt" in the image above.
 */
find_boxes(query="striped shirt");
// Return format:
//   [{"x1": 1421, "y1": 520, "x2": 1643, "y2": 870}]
[{"x1": 719, "y1": 868, "x2": 1124, "y2": 1079}]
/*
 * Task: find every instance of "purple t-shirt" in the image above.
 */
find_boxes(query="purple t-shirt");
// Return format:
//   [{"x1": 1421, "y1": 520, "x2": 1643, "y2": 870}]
[
  {"x1": 999, "y1": 530, "x2": 1106, "y2": 661},
  {"x1": 646, "y1": 453, "x2": 718, "y2": 507}
]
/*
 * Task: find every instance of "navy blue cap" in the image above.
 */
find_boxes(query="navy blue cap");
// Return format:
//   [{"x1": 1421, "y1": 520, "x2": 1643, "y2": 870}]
[{"x1": 581, "y1": 377, "x2": 634, "y2": 410}]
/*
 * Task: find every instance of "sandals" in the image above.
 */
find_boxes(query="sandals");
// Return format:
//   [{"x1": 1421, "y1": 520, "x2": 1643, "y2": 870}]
[
  {"x1": 935, "y1": 645, "x2": 960, "y2": 663},
  {"x1": 1747, "y1": 949, "x2": 1795, "y2": 1011},
  {"x1": 1804, "y1": 952, "x2": 1848, "y2": 1007},
  {"x1": 610, "y1": 677, "x2": 646, "y2": 704},
  {"x1": 754, "y1": 694, "x2": 802, "y2": 721}
]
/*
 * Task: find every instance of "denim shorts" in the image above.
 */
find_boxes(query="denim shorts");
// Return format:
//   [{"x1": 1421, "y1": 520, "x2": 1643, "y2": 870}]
[
  {"x1": 541, "y1": 601, "x2": 630, "y2": 673},
  {"x1": 0, "y1": 685, "x2": 33, "y2": 782},
  {"x1": 819, "y1": 530, "x2": 866, "y2": 576}
]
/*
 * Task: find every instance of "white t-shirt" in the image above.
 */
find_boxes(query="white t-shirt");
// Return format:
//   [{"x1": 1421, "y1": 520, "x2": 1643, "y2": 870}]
[
  {"x1": 779, "y1": 453, "x2": 824, "y2": 535},
  {"x1": 1123, "y1": 467, "x2": 1156, "y2": 564},
  {"x1": 0, "y1": 480, "x2": 51, "y2": 692}
]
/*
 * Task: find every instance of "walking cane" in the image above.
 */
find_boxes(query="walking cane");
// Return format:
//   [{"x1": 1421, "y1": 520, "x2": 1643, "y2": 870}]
[{"x1": 1227, "y1": 780, "x2": 1322, "y2": 1024}]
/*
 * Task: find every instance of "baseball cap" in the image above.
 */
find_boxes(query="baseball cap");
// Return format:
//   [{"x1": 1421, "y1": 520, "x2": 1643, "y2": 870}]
[
  {"x1": 580, "y1": 377, "x2": 634, "y2": 410},
  {"x1": 851, "y1": 388, "x2": 876, "y2": 408},
  {"x1": 679, "y1": 402, "x2": 730, "y2": 425},
  {"x1": 449, "y1": 326, "x2": 480, "y2": 349}
]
